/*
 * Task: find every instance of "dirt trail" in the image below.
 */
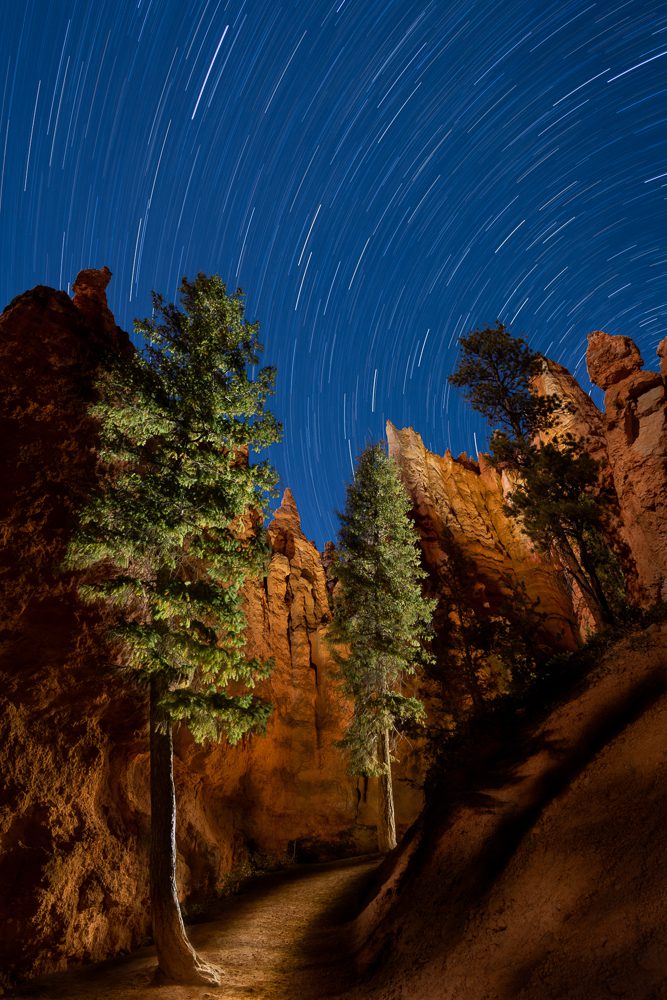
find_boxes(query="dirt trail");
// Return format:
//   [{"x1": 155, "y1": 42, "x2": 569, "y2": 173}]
[{"x1": 14, "y1": 856, "x2": 378, "y2": 1000}]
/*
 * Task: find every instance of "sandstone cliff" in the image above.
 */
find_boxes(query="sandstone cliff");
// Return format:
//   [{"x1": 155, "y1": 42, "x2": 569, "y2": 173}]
[
  {"x1": 0, "y1": 273, "x2": 421, "y2": 986},
  {"x1": 587, "y1": 331, "x2": 667, "y2": 605},
  {"x1": 388, "y1": 331, "x2": 667, "y2": 646},
  {"x1": 386, "y1": 420, "x2": 580, "y2": 648}
]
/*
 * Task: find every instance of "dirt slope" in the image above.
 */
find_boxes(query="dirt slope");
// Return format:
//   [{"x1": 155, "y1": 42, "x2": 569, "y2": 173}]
[{"x1": 346, "y1": 623, "x2": 667, "y2": 1000}]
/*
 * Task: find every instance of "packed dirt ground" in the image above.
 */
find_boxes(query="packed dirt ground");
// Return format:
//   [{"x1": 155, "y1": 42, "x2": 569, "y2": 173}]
[{"x1": 12, "y1": 857, "x2": 379, "y2": 1000}]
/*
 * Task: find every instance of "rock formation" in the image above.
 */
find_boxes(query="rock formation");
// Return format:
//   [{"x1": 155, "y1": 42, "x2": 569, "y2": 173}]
[
  {"x1": 3, "y1": 271, "x2": 664, "y2": 988},
  {"x1": 389, "y1": 331, "x2": 667, "y2": 641},
  {"x1": 386, "y1": 421, "x2": 580, "y2": 648},
  {"x1": 587, "y1": 331, "x2": 667, "y2": 605},
  {"x1": 0, "y1": 277, "x2": 144, "y2": 983},
  {"x1": 533, "y1": 357, "x2": 607, "y2": 461},
  {"x1": 0, "y1": 272, "x2": 422, "y2": 986}
]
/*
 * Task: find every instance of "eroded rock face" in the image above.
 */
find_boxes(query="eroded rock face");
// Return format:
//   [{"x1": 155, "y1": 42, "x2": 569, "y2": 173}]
[
  {"x1": 386, "y1": 421, "x2": 580, "y2": 648},
  {"x1": 587, "y1": 330, "x2": 644, "y2": 391},
  {"x1": 533, "y1": 357, "x2": 607, "y2": 459},
  {"x1": 586, "y1": 331, "x2": 667, "y2": 604},
  {"x1": 0, "y1": 274, "x2": 423, "y2": 986},
  {"x1": 0, "y1": 277, "x2": 145, "y2": 981},
  {"x1": 533, "y1": 356, "x2": 638, "y2": 609},
  {"x1": 657, "y1": 336, "x2": 667, "y2": 379}
]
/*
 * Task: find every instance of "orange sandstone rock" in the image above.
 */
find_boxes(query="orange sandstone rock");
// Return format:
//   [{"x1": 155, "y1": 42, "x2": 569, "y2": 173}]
[
  {"x1": 386, "y1": 420, "x2": 580, "y2": 648},
  {"x1": 587, "y1": 330, "x2": 644, "y2": 391},
  {"x1": 586, "y1": 331, "x2": 667, "y2": 605},
  {"x1": 0, "y1": 274, "x2": 423, "y2": 986}
]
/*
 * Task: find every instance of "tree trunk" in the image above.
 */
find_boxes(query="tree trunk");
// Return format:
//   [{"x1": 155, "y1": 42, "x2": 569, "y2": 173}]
[
  {"x1": 578, "y1": 533, "x2": 615, "y2": 625},
  {"x1": 376, "y1": 728, "x2": 397, "y2": 853},
  {"x1": 149, "y1": 675, "x2": 221, "y2": 985},
  {"x1": 553, "y1": 534, "x2": 607, "y2": 632}
]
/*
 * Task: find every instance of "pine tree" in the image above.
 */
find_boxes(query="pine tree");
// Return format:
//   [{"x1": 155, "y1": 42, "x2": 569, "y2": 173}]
[
  {"x1": 328, "y1": 444, "x2": 434, "y2": 853},
  {"x1": 426, "y1": 525, "x2": 547, "y2": 735},
  {"x1": 65, "y1": 274, "x2": 281, "y2": 985},
  {"x1": 448, "y1": 321, "x2": 559, "y2": 466},
  {"x1": 505, "y1": 436, "x2": 622, "y2": 624},
  {"x1": 449, "y1": 323, "x2": 620, "y2": 628}
]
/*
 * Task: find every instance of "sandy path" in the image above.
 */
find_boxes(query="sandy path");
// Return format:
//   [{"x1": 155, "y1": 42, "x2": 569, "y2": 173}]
[{"x1": 16, "y1": 856, "x2": 378, "y2": 1000}]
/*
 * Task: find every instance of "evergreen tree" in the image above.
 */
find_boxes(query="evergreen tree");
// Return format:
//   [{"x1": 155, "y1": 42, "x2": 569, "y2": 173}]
[
  {"x1": 449, "y1": 323, "x2": 620, "y2": 628},
  {"x1": 448, "y1": 322, "x2": 559, "y2": 467},
  {"x1": 328, "y1": 444, "x2": 434, "y2": 853},
  {"x1": 432, "y1": 535, "x2": 546, "y2": 715},
  {"x1": 505, "y1": 436, "x2": 622, "y2": 624},
  {"x1": 65, "y1": 274, "x2": 281, "y2": 985}
]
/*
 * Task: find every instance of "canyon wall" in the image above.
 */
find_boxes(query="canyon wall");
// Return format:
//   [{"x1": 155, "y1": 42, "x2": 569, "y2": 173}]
[
  {"x1": 0, "y1": 272, "x2": 421, "y2": 986},
  {"x1": 587, "y1": 331, "x2": 667, "y2": 606},
  {"x1": 388, "y1": 330, "x2": 667, "y2": 643},
  {"x1": 2, "y1": 271, "x2": 664, "y2": 987},
  {"x1": 386, "y1": 421, "x2": 581, "y2": 648}
]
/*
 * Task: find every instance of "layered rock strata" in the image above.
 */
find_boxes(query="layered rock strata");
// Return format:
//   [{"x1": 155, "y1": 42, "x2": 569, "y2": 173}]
[
  {"x1": 587, "y1": 331, "x2": 667, "y2": 605},
  {"x1": 386, "y1": 421, "x2": 580, "y2": 648},
  {"x1": 0, "y1": 273, "x2": 421, "y2": 985}
]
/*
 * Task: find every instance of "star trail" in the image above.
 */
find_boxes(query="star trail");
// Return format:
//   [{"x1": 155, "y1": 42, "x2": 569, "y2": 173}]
[{"x1": 1, "y1": 0, "x2": 665, "y2": 545}]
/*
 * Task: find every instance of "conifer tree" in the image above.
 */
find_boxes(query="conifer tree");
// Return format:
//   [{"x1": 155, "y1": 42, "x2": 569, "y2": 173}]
[
  {"x1": 449, "y1": 322, "x2": 620, "y2": 627},
  {"x1": 448, "y1": 321, "x2": 559, "y2": 467},
  {"x1": 328, "y1": 444, "x2": 434, "y2": 853},
  {"x1": 66, "y1": 274, "x2": 280, "y2": 985}
]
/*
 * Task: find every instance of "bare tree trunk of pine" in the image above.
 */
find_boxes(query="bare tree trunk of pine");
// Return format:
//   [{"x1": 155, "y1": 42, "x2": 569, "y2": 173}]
[
  {"x1": 149, "y1": 676, "x2": 221, "y2": 985},
  {"x1": 376, "y1": 728, "x2": 397, "y2": 853}
]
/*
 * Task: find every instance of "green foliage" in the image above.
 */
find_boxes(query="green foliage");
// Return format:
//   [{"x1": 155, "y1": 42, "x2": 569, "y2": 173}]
[
  {"x1": 505, "y1": 435, "x2": 600, "y2": 543},
  {"x1": 328, "y1": 444, "x2": 435, "y2": 776},
  {"x1": 66, "y1": 274, "x2": 281, "y2": 743},
  {"x1": 449, "y1": 323, "x2": 624, "y2": 626},
  {"x1": 448, "y1": 321, "x2": 559, "y2": 465}
]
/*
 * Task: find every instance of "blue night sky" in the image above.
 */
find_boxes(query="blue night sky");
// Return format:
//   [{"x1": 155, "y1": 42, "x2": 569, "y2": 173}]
[{"x1": 2, "y1": 1, "x2": 665, "y2": 547}]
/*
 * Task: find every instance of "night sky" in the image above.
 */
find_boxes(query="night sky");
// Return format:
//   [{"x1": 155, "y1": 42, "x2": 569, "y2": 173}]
[{"x1": 2, "y1": 1, "x2": 665, "y2": 546}]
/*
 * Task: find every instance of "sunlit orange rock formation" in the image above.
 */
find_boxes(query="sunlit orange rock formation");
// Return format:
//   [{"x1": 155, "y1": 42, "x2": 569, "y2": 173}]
[
  {"x1": 386, "y1": 420, "x2": 581, "y2": 647},
  {"x1": 0, "y1": 271, "x2": 419, "y2": 985},
  {"x1": 587, "y1": 331, "x2": 667, "y2": 605}
]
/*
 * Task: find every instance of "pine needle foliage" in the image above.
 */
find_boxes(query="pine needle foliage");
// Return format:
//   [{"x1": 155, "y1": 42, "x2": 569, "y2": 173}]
[
  {"x1": 448, "y1": 321, "x2": 559, "y2": 467},
  {"x1": 449, "y1": 322, "x2": 622, "y2": 626},
  {"x1": 66, "y1": 274, "x2": 282, "y2": 743},
  {"x1": 329, "y1": 444, "x2": 435, "y2": 777}
]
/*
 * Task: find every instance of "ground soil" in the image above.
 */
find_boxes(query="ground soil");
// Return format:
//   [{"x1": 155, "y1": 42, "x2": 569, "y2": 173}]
[
  {"x1": 345, "y1": 622, "x2": 667, "y2": 1000},
  {"x1": 10, "y1": 857, "x2": 378, "y2": 1000}
]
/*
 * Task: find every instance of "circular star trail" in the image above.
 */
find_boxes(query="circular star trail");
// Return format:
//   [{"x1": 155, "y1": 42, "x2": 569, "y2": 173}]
[{"x1": 2, "y1": 1, "x2": 666, "y2": 545}]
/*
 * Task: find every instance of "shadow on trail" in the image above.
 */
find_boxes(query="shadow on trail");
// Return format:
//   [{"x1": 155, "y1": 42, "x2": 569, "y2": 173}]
[
  {"x1": 12, "y1": 855, "x2": 381, "y2": 1000},
  {"x1": 289, "y1": 857, "x2": 381, "y2": 998}
]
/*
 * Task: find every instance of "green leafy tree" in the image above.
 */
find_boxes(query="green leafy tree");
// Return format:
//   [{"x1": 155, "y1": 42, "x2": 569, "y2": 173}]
[
  {"x1": 449, "y1": 323, "x2": 620, "y2": 628},
  {"x1": 66, "y1": 274, "x2": 281, "y2": 985},
  {"x1": 328, "y1": 444, "x2": 434, "y2": 853}
]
